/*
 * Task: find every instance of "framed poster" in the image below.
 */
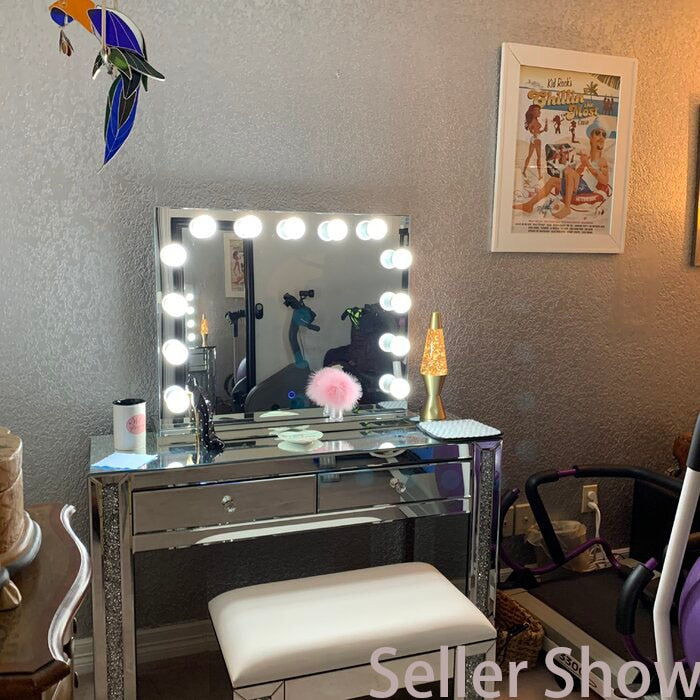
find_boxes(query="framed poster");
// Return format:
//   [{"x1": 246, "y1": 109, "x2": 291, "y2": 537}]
[
  {"x1": 491, "y1": 43, "x2": 637, "y2": 254},
  {"x1": 224, "y1": 233, "x2": 245, "y2": 297}
]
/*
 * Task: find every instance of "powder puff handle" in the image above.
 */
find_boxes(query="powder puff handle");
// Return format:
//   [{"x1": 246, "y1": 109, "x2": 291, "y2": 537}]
[{"x1": 307, "y1": 367, "x2": 363, "y2": 412}]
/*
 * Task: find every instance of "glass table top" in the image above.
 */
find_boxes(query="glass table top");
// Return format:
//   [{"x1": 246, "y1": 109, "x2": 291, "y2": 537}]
[
  {"x1": 89, "y1": 408, "x2": 501, "y2": 477},
  {"x1": 89, "y1": 417, "x2": 444, "y2": 475}
]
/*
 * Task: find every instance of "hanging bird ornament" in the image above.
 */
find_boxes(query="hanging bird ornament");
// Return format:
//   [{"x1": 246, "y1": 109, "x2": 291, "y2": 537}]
[{"x1": 49, "y1": 0, "x2": 164, "y2": 166}]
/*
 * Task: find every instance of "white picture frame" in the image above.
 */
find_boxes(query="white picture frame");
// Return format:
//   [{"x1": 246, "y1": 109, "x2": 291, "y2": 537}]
[
  {"x1": 224, "y1": 233, "x2": 246, "y2": 297},
  {"x1": 491, "y1": 43, "x2": 637, "y2": 254}
]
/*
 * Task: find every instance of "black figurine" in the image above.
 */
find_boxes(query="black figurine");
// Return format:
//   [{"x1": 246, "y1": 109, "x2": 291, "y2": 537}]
[{"x1": 187, "y1": 377, "x2": 225, "y2": 454}]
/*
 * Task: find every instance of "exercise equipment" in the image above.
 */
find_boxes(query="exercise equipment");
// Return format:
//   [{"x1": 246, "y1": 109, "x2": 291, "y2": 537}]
[
  {"x1": 323, "y1": 303, "x2": 396, "y2": 404},
  {"x1": 223, "y1": 309, "x2": 247, "y2": 411},
  {"x1": 654, "y1": 412, "x2": 700, "y2": 699},
  {"x1": 501, "y1": 462, "x2": 698, "y2": 697},
  {"x1": 244, "y1": 291, "x2": 319, "y2": 412}
]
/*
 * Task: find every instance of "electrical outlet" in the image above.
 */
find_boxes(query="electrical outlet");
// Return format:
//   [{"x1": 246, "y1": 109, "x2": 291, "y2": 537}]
[
  {"x1": 514, "y1": 503, "x2": 535, "y2": 535},
  {"x1": 581, "y1": 484, "x2": 599, "y2": 513},
  {"x1": 502, "y1": 506, "x2": 515, "y2": 537}
]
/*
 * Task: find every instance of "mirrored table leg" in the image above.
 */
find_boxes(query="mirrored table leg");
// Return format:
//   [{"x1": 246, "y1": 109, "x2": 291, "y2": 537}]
[{"x1": 90, "y1": 475, "x2": 137, "y2": 700}]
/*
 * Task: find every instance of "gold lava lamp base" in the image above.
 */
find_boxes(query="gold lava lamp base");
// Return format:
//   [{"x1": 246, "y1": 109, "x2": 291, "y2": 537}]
[{"x1": 420, "y1": 374, "x2": 447, "y2": 421}]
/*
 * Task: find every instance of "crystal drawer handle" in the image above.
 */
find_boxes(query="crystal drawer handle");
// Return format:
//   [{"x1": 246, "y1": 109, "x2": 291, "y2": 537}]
[
  {"x1": 389, "y1": 477, "x2": 407, "y2": 494},
  {"x1": 221, "y1": 495, "x2": 237, "y2": 513}
]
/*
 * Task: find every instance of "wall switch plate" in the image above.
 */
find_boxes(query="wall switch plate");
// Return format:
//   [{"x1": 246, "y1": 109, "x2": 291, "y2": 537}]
[
  {"x1": 514, "y1": 503, "x2": 535, "y2": 536},
  {"x1": 502, "y1": 506, "x2": 515, "y2": 537},
  {"x1": 581, "y1": 484, "x2": 599, "y2": 513}
]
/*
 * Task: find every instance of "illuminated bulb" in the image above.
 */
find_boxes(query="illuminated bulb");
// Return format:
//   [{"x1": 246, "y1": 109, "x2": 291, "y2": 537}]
[
  {"x1": 276, "y1": 217, "x2": 306, "y2": 240},
  {"x1": 186, "y1": 305, "x2": 195, "y2": 315},
  {"x1": 187, "y1": 332, "x2": 197, "y2": 342},
  {"x1": 392, "y1": 248, "x2": 413, "y2": 270},
  {"x1": 379, "y1": 442, "x2": 396, "y2": 449},
  {"x1": 162, "y1": 339, "x2": 189, "y2": 366},
  {"x1": 166, "y1": 461, "x2": 184, "y2": 469},
  {"x1": 189, "y1": 214, "x2": 217, "y2": 239},
  {"x1": 389, "y1": 335, "x2": 410, "y2": 357},
  {"x1": 185, "y1": 292, "x2": 194, "y2": 302},
  {"x1": 389, "y1": 377, "x2": 410, "y2": 399},
  {"x1": 164, "y1": 385, "x2": 190, "y2": 414},
  {"x1": 379, "y1": 292, "x2": 395, "y2": 311},
  {"x1": 355, "y1": 220, "x2": 371, "y2": 241},
  {"x1": 161, "y1": 293, "x2": 188, "y2": 318},
  {"x1": 391, "y1": 292, "x2": 412, "y2": 314},
  {"x1": 234, "y1": 214, "x2": 263, "y2": 239},
  {"x1": 380, "y1": 250, "x2": 396, "y2": 269},
  {"x1": 368, "y1": 218, "x2": 388, "y2": 240},
  {"x1": 379, "y1": 374, "x2": 395, "y2": 393},
  {"x1": 317, "y1": 221, "x2": 333, "y2": 241},
  {"x1": 186, "y1": 319, "x2": 195, "y2": 328},
  {"x1": 378, "y1": 333, "x2": 395, "y2": 352},
  {"x1": 160, "y1": 243, "x2": 187, "y2": 267},
  {"x1": 328, "y1": 219, "x2": 348, "y2": 241},
  {"x1": 318, "y1": 219, "x2": 347, "y2": 242}
]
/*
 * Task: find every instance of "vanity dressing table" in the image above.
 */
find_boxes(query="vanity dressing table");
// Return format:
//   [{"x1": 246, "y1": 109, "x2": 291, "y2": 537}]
[
  {"x1": 88, "y1": 206, "x2": 502, "y2": 699},
  {"x1": 89, "y1": 409, "x2": 501, "y2": 700}
]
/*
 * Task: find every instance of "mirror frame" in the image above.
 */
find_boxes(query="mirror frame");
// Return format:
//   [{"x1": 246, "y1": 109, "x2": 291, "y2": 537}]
[{"x1": 155, "y1": 206, "x2": 412, "y2": 435}]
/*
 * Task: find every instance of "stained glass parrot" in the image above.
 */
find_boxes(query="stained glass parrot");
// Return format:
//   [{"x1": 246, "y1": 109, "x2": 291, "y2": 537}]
[{"x1": 49, "y1": 0, "x2": 164, "y2": 166}]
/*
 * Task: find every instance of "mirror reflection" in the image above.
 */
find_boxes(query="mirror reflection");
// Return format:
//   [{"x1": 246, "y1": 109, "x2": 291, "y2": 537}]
[{"x1": 156, "y1": 208, "x2": 411, "y2": 431}]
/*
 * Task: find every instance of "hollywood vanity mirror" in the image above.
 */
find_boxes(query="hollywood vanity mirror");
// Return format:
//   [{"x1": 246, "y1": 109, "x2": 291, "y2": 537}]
[{"x1": 155, "y1": 207, "x2": 412, "y2": 435}]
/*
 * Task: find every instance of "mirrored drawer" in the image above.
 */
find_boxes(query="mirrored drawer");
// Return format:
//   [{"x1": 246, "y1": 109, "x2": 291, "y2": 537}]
[
  {"x1": 317, "y1": 462, "x2": 470, "y2": 512},
  {"x1": 132, "y1": 475, "x2": 316, "y2": 534}
]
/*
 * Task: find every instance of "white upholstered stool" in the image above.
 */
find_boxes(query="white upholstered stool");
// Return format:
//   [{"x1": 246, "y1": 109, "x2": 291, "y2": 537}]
[{"x1": 209, "y1": 562, "x2": 496, "y2": 700}]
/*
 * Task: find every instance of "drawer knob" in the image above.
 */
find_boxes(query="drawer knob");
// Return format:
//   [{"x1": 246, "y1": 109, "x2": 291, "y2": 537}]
[
  {"x1": 221, "y1": 495, "x2": 237, "y2": 513},
  {"x1": 389, "y1": 477, "x2": 407, "y2": 494}
]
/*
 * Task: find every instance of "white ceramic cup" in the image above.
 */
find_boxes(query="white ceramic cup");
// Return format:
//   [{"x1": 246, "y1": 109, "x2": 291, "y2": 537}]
[{"x1": 113, "y1": 399, "x2": 147, "y2": 452}]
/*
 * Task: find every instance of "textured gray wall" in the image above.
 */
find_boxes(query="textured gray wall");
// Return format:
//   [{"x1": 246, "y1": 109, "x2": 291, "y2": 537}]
[{"x1": 2, "y1": 0, "x2": 700, "y2": 632}]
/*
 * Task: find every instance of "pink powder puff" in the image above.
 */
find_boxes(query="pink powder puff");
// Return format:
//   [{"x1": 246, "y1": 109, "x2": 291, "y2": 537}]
[{"x1": 306, "y1": 367, "x2": 363, "y2": 412}]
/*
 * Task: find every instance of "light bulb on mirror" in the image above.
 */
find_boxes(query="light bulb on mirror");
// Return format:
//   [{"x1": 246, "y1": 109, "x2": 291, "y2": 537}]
[
  {"x1": 162, "y1": 339, "x2": 189, "y2": 366},
  {"x1": 328, "y1": 219, "x2": 348, "y2": 241},
  {"x1": 379, "y1": 292, "x2": 395, "y2": 311},
  {"x1": 390, "y1": 335, "x2": 410, "y2": 357},
  {"x1": 390, "y1": 292, "x2": 412, "y2": 314},
  {"x1": 379, "y1": 374, "x2": 395, "y2": 393},
  {"x1": 378, "y1": 333, "x2": 395, "y2": 353},
  {"x1": 186, "y1": 305, "x2": 195, "y2": 315},
  {"x1": 392, "y1": 248, "x2": 413, "y2": 270},
  {"x1": 317, "y1": 221, "x2": 332, "y2": 242},
  {"x1": 356, "y1": 220, "x2": 371, "y2": 241},
  {"x1": 161, "y1": 293, "x2": 188, "y2": 318},
  {"x1": 276, "y1": 217, "x2": 306, "y2": 240},
  {"x1": 379, "y1": 291, "x2": 412, "y2": 314},
  {"x1": 378, "y1": 333, "x2": 410, "y2": 357},
  {"x1": 368, "y1": 218, "x2": 388, "y2": 240},
  {"x1": 163, "y1": 385, "x2": 190, "y2": 414},
  {"x1": 187, "y1": 332, "x2": 197, "y2": 342},
  {"x1": 186, "y1": 319, "x2": 195, "y2": 328},
  {"x1": 380, "y1": 250, "x2": 396, "y2": 269},
  {"x1": 234, "y1": 215, "x2": 263, "y2": 239},
  {"x1": 319, "y1": 219, "x2": 347, "y2": 242},
  {"x1": 380, "y1": 248, "x2": 413, "y2": 271},
  {"x1": 160, "y1": 243, "x2": 187, "y2": 267},
  {"x1": 189, "y1": 214, "x2": 217, "y2": 239},
  {"x1": 389, "y1": 377, "x2": 410, "y2": 399},
  {"x1": 185, "y1": 292, "x2": 194, "y2": 302},
  {"x1": 378, "y1": 374, "x2": 411, "y2": 399}
]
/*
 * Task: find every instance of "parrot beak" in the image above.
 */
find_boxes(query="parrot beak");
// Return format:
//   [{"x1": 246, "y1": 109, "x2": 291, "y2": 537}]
[
  {"x1": 48, "y1": 0, "x2": 96, "y2": 32},
  {"x1": 49, "y1": 4, "x2": 72, "y2": 27}
]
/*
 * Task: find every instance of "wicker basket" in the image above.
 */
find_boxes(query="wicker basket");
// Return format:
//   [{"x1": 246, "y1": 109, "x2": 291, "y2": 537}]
[{"x1": 495, "y1": 590, "x2": 545, "y2": 671}]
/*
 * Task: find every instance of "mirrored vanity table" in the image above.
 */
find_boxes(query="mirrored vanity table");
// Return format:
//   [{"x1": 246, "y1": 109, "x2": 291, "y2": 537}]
[{"x1": 87, "y1": 207, "x2": 503, "y2": 699}]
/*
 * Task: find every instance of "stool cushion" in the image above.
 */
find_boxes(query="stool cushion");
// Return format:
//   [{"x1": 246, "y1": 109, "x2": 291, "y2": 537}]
[{"x1": 208, "y1": 562, "x2": 496, "y2": 688}]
